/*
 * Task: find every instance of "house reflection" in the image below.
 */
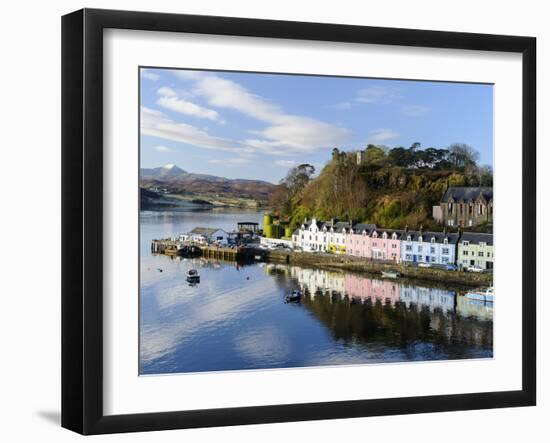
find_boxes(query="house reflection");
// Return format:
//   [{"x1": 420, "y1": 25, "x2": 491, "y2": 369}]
[{"x1": 284, "y1": 265, "x2": 492, "y2": 352}]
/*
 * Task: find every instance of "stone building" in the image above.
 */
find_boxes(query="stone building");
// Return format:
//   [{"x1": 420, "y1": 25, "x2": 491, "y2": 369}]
[{"x1": 433, "y1": 186, "x2": 493, "y2": 228}]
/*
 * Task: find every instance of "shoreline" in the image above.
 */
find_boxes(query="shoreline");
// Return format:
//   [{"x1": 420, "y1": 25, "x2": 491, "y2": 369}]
[{"x1": 260, "y1": 249, "x2": 493, "y2": 288}]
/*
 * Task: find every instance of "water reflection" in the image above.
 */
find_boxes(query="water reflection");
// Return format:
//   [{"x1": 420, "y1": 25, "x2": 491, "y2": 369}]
[{"x1": 140, "y1": 210, "x2": 493, "y2": 375}]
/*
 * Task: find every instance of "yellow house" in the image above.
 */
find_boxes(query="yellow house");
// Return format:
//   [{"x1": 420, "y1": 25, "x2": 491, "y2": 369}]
[{"x1": 457, "y1": 232, "x2": 494, "y2": 270}]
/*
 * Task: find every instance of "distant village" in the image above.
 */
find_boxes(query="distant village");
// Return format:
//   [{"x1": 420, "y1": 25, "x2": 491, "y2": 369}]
[{"x1": 175, "y1": 186, "x2": 493, "y2": 272}]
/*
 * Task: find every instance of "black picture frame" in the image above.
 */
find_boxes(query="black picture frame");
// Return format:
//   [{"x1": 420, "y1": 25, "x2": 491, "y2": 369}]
[{"x1": 62, "y1": 8, "x2": 536, "y2": 435}]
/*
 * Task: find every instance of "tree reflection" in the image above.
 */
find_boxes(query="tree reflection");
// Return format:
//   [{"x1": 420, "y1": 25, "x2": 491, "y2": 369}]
[{"x1": 301, "y1": 290, "x2": 493, "y2": 359}]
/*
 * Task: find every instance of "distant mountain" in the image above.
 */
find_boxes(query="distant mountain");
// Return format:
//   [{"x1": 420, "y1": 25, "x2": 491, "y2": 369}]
[
  {"x1": 139, "y1": 164, "x2": 276, "y2": 203},
  {"x1": 140, "y1": 164, "x2": 188, "y2": 179}
]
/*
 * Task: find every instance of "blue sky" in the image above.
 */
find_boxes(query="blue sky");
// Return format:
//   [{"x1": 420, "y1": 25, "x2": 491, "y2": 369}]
[{"x1": 140, "y1": 68, "x2": 493, "y2": 184}]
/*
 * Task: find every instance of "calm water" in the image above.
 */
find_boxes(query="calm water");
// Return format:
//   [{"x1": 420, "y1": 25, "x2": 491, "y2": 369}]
[{"x1": 140, "y1": 209, "x2": 493, "y2": 375}]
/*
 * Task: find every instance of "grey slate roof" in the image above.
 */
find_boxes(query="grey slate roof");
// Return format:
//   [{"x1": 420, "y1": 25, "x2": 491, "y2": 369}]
[
  {"x1": 400, "y1": 230, "x2": 459, "y2": 244},
  {"x1": 190, "y1": 227, "x2": 225, "y2": 236},
  {"x1": 459, "y1": 232, "x2": 494, "y2": 246},
  {"x1": 351, "y1": 223, "x2": 377, "y2": 234},
  {"x1": 372, "y1": 228, "x2": 403, "y2": 238},
  {"x1": 441, "y1": 186, "x2": 493, "y2": 203}
]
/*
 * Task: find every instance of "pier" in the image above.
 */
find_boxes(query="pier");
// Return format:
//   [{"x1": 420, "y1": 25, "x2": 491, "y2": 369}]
[
  {"x1": 150, "y1": 239, "x2": 180, "y2": 256},
  {"x1": 151, "y1": 239, "x2": 260, "y2": 262}
]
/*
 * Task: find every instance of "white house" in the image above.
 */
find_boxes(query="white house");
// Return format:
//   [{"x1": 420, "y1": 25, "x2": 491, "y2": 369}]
[
  {"x1": 326, "y1": 220, "x2": 352, "y2": 254},
  {"x1": 293, "y1": 218, "x2": 328, "y2": 252},
  {"x1": 292, "y1": 218, "x2": 351, "y2": 253},
  {"x1": 185, "y1": 227, "x2": 229, "y2": 245},
  {"x1": 399, "y1": 230, "x2": 459, "y2": 265}
]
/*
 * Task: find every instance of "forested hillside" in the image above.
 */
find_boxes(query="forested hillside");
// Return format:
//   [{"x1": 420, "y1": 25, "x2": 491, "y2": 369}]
[{"x1": 269, "y1": 143, "x2": 493, "y2": 230}]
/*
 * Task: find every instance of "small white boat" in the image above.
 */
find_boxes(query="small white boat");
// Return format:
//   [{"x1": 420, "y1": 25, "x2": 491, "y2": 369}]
[
  {"x1": 381, "y1": 271, "x2": 400, "y2": 278},
  {"x1": 465, "y1": 286, "x2": 494, "y2": 303},
  {"x1": 186, "y1": 269, "x2": 200, "y2": 282}
]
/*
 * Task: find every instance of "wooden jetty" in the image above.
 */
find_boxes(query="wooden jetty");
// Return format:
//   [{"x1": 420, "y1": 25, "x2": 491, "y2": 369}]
[
  {"x1": 151, "y1": 239, "x2": 261, "y2": 262},
  {"x1": 151, "y1": 239, "x2": 180, "y2": 256}
]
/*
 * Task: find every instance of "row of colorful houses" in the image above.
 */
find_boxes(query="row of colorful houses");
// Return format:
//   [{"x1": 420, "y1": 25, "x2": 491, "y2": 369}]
[{"x1": 290, "y1": 218, "x2": 493, "y2": 269}]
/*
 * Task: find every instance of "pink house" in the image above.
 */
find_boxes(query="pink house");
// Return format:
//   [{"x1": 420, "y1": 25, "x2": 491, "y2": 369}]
[
  {"x1": 344, "y1": 223, "x2": 376, "y2": 258},
  {"x1": 369, "y1": 228, "x2": 403, "y2": 262}
]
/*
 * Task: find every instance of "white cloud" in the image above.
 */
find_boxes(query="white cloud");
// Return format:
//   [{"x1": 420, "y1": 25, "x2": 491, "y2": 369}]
[
  {"x1": 331, "y1": 102, "x2": 353, "y2": 110},
  {"x1": 153, "y1": 145, "x2": 174, "y2": 153},
  {"x1": 179, "y1": 72, "x2": 350, "y2": 154},
  {"x1": 355, "y1": 85, "x2": 399, "y2": 104},
  {"x1": 141, "y1": 69, "x2": 160, "y2": 81},
  {"x1": 141, "y1": 106, "x2": 249, "y2": 154},
  {"x1": 367, "y1": 128, "x2": 400, "y2": 143},
  {"x1": 156, "y1": 86, "x2": 222, "y2": 122},
  {"x1": 208, "y1": 158, "x2": 251, "y2": 166},
  {"x1": 274, "y1": 160, "x2": 300, "y2": 168},
  {"x1": 401, "y1": 104, "x2": 429, "y2": 117}
]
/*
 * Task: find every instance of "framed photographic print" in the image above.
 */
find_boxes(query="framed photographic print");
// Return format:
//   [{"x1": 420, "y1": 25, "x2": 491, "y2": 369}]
[{"x1": 61, "y1": 8, "x2": 536, "y2": 435}]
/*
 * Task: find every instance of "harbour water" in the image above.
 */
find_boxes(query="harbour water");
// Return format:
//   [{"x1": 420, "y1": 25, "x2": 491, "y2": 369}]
[{"x1": 140, "y1": 209, "x2": 493, "y2": 375}]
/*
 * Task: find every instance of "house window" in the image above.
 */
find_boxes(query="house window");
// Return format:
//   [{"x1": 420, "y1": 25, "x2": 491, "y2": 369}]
[
  {"x1": 431, "y1": 237, "x2": 435, "y2": 243},
  {"x1": 430, "y1": 247, "x2": 436, "y2": 254},
  {"x1": 392, "y1": 244, "x2": 397, "y2": 249},
  {"x1": 447, "y1": 220, "x2": 454, "y2": 226},
  {"x1": 418, "y1": 246, "x2": 423, "y2": 252},
  {"x1": 463, "y1": 241, "x2": 469, "y2": 246},
  {"x1": 442, "y1": 257, "x2": 449, "y2": 263},
  {"x1": 442, "y1": 248, "x2": 449, "y2": 255},
  {"x1": 431, "y1": 256, "x2": 436, "y2": 263},
  {"x1": 463, "y1": 250, "x2": 468, "y2": 256},
  {"x1": 418, "y1": 236, "x2": 423, "y2": 242},
  {"x1": 443, "y1": 239, "x2": 448, "y2": 245},
  {"x1": 382, "y1": 233, "x2": 387, "y2": 239},
  {"x1": 478, "y1": 251, "x2": 484, "y2": 257},
  {"x1": 407, "y1": 236, "x2": 411, "y2": 241},
  {"x1": 405, "y1": 254, "x2": 412, "y2": 260},
  {"x1": 405, "y1": 245, "x2": 412, "y2": 251}
]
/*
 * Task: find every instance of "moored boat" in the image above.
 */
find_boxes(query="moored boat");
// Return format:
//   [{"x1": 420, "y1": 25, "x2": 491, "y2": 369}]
[
  {"x1": 285, "y1": 289, "x2": 303, "y2": 303},
  {"x1": 186, "y1": 269, "x2": 200, "y2": 282},
  {"x1": 465, "y1": 286, "x2": 494, "y2": 303},
  {"x1": 381, "y1": 271, "x2": 400, "y2": 278}
]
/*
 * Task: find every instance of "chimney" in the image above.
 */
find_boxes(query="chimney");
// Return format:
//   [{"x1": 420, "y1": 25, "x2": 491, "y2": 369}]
[{"x1": 405, "y1": 224, "x2": 409, "y2": 233}]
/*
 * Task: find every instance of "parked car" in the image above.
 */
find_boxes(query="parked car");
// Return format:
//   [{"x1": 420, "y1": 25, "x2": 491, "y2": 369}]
[
  {"x1": 445, "y1": 264, "x2": 458, "y2": 271},
  {"x1": 418, "y1": 262, "x2": 431, "y2": 268},
  {"x1": 466, "y1": 265, "x2": 484, "y2": 273}
]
